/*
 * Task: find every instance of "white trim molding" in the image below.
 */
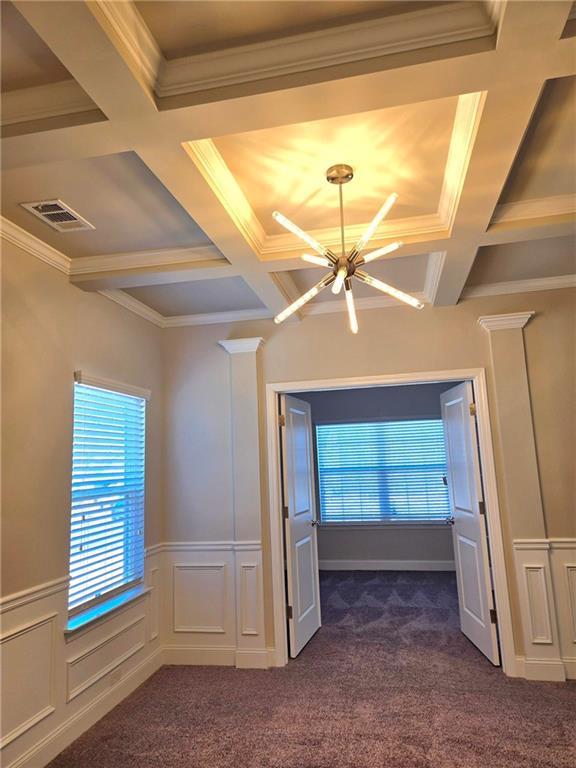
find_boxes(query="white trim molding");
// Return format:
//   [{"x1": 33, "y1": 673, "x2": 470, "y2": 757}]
[
  {"x1": 218, "y1": 337, "x2": 264, "y2": 354},
  {"x1": 478, "y1": 311, "x2": 535, "y2": 331},
  {"x1": 265, "y1": 368, "x2": 516, "y2": 676},
  {"x1": 1, "y1": 217, "x2": 71, "y2": 274},
  {"x1": 491, "y1": 194, "x2": 576, "y2": 226},
  {"x1": 319, "y1": 559, "x2": 455, "y2": 571},
  {"x1": 158, "y1": 4, "x2": 494, "y2": 97},
  {"x1": 1, "y1": 80, "x2": 96, "y2": 127},
  {"x1": 74, "y1": 371, "x2": 151, "y2": 401},
  {"x1": 0, "y1": 577, "x2": 69, "y2": 614},
  {"x1": 464, "y1": 275, "x2": 576, "y2": 299}
]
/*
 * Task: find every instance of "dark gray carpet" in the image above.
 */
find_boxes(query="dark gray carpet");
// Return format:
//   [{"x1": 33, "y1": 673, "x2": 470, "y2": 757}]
[{"x1": 48, "y1": 572, "x2": 576, "y2": 768}]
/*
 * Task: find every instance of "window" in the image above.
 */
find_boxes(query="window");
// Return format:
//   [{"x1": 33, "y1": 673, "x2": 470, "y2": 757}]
[
  {"x1": 316, "y1": 419, "x2": 450, "y2": 524},
  {"x1": 68, "y1": 379, "x2": 146, "y2": 614}
]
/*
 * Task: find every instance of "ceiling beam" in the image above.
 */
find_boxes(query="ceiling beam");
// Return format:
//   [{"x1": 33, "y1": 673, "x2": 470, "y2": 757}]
[{"x1": 430, "y1": 0, "x2": 574, "y2": 304}]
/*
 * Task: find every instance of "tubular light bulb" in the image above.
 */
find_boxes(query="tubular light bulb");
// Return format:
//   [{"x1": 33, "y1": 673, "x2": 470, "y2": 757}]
[
  {"x1": 274, "y1": 274, "x2": 334, "y2": 324},
  {"x1": 355, "y1": 193, "x2": 398, "y2": 253},
  {"x1": 356, "y1": 270, "x2": 424, "y2": 310},
  {"x1": 363, "y1": 241, "x2": 403, "y2": 264},
  {"x1": 345, "y1": 286, "x2": 358, "y2": 334},
  {"x1": 301, "y1": 253, "x2": 331, "y2": 267},
  {"x1": 332, "y1": 265, "x2": 347, "y2": 295},
  {"x1": 273, "y1": 211, "x2": 327, "y2": 256}
]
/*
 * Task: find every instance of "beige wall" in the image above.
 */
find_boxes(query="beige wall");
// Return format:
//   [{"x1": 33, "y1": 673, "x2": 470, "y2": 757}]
[
  {"x1": 1, "y1": 242, "x2": 164, "y2": 596},
  {"x1": 162, "y1": 287, "x2": 575, "y2": 647}
]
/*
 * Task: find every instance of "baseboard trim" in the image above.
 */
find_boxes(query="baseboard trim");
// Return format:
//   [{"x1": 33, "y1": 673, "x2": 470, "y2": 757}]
[
  {"x1": 521, "y1": 657, "x2": 566, "y2": 682},
  {"x1": 319, "y1": 559, "x2": 456, "y2": 571},
  {"x1": 562, "y1": 657, "x2": 576, "y2": 680},
  {"x1": 6, "y1": 648, "x2": 163, "y2": 768},
  {"x1": 163, "y1": 645, "x2": 236, "y2": 666},
  {"x1": 235, "y1": 649, "x2": 269, "y2": 669}
]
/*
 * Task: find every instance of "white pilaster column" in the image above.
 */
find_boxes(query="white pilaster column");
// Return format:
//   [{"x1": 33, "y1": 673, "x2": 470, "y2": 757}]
[
  {"x1": 219, "y1": 337, "x2": 267, "y2": 667},
  {"x1": 478, "y1": 312, "x2": 544, "y2": 539},
  {"x1": 479, "y1": 312, "x2": 564, "y2": 681}
]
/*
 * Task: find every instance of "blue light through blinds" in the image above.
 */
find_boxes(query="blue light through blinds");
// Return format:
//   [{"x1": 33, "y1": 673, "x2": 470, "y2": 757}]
[
  {"x1": 316, "y1": 420, "x2": 450, "y2": 523},
  {"x1": 68, "y1": 383, "x2": 146, "y2": 612}
]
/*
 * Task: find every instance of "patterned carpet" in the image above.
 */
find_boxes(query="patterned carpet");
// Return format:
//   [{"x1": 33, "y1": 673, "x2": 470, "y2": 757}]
[{"x1": 48, "y1": 572, "x2": 576, "y2": 768}]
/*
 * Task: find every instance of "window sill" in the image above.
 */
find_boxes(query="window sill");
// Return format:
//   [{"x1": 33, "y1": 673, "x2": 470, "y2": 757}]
[
  {"x1": 320, "y1": 521, "x2": 449, "y2": 530},
  {"x1": 65, "y1": 584, "x2": 150, "y2": 638}
]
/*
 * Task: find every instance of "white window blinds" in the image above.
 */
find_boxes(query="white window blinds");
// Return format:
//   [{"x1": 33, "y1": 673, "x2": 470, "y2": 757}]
[
  {"x1": 68, "y1": 382, "x2": 146, "y2": 612},
  {"x1": 316, "y1": 419, "x2": 450, "y2": 524}
]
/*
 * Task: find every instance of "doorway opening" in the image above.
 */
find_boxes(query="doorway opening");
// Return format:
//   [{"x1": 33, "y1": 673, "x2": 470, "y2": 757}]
[{"x1": 266, "y1": 370, "x2": 516, "y2": 675}]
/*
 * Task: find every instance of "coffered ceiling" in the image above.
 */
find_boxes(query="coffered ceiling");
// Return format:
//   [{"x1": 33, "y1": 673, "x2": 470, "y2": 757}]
[{"x1": 1, "y1": 0, "x2": 574, "y2": 327}]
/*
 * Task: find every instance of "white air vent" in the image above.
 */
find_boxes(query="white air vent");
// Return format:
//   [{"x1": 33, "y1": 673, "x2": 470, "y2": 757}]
[{"x1": 20, "y1": 199, "x2": 95, "y2": 232}]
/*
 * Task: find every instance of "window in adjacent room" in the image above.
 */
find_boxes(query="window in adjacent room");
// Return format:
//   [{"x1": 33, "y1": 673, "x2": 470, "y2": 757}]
[
  {"x1": 316, "y1": 419, "x2": 450, "y2": 524},
  {"x1": 67, "y1": 376, "x2": 147, "y2": 618}
]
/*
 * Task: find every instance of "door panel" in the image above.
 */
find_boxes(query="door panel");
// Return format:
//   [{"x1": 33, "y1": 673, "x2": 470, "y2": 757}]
[
  {"x1": 281, "y1": 395, "x2": 321, "y2": 657},
  {"x1": 441, "y1": 382, "x2": 500, "y2": 665}
]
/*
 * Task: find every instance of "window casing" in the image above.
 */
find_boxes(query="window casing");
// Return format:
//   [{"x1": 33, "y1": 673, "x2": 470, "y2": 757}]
[
  {"x1": 68, "y1": 381, "x2": 146, "y2": 615},
  {"x1": 315, "y1": 419, "x2": 450, "y2": 524}
]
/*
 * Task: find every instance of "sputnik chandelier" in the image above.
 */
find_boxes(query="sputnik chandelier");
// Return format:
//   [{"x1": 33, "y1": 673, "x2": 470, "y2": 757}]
[{"x1": 272, "y1": 164, "x2": 424, "y2": 333}]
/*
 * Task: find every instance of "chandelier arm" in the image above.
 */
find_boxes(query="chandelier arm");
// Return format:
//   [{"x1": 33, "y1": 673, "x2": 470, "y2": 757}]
[
  {"x1": 274, "y1": 273, "x2": 335, "y2": 324},
  {"x1": 272, "y1": 211, "x2": 328, "y2": 257},
  {"x1": 359, "y1": 241, "x2": 404, "y2": 265},
  {"x1": 349, "y1": 192, "x2": 398, "y2": 262},
  {"x1": 344, "y1": 280, "x2": 358, "y2": 334},
  {"x1": 355, "y1": 269, "x2": 424, "y2": 310}
]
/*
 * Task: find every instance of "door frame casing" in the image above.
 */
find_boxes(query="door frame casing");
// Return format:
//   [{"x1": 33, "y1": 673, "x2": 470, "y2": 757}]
[{"x1": 265, "y1": 368, "x2": 517, "y2": 675}]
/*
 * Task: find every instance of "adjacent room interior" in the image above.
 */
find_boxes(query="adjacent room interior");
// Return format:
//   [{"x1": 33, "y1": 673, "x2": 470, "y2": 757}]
[{"x1": 1, "y1": 1, "x2": 575, "y2": 767}]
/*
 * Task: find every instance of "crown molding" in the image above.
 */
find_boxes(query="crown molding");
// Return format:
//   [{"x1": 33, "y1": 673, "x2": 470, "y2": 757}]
[
  {"x1": 1, "y1": 216, "x2": 71, "y2": 274},
  {"x1": 184, "y1": 140, "x2": 266, "y2": 255},
  {"x1": 69, "y1": 245, "x2": 226, "y2": 276},
  {"x1": 491, "y1": 194, "x2": 576, "y2": 226},
  {"x1": 98, "y1": 289, "x2": 165, "y2": 327},
  {"x1": 478, "y1": 311, "x2": 535, "y2": 331},
  {"x1": 1, "y1": 79, "x2": 95, "y2": 126},
  {"x1": 463, "y1": 274, "x2": 576, "y2": 299},
  {"x1": 423, "y1": 251, "x2": 447, "y2": 304},
  {"x1": 165, "y1": 308, "x2": 272, "y2": 327},
  {"x1": 219, "y1": 337, "x2": 265, "y2": 354},
  {"x1": 305, "y1": 292, "x2": 427, "y2": 316},
  {"x1": 158, "y1": 3, "x2": 493, "y2": 97},
  {"x1": 439, "y1": 91, "x2": 486, "y2": 231},
  {"x1": 89, "y1": 0, "x2": 162, "y2": 94}
]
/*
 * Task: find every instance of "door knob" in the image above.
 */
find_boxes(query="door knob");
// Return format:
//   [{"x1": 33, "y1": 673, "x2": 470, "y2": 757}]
[
  {"x1": 446, "y1": 516, "x2": 455, "y2": 526},
  {"x1": 310, "y1": 519, "x2": 319, "y2": 527}
]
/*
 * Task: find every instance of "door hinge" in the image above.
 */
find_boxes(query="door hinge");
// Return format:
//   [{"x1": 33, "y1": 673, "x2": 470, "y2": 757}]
[
  {"x1": 490, "y1": 608, "x2": 497, "y2": 624},
  {"x1": 279, "y1": 414, "x2": 286, "y2": 427},
  {"x1": 287, "y1": 605, "x2": 293, "y2": 619},
  {"x1": 283, "y1": 505, "x2": 289, "y2": 520},
  {"x1": 469, "y1": 402, "x2": 477, "y2": 417},
  {"x1": 479, "y1": 500, "x2": 486, "y2": 516}
]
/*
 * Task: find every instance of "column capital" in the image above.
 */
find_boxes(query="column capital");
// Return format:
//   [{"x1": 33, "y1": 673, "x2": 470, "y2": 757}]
[
  {"x1": 218, "y1": 337, "x2": 264, "y2": 354},
  {"x1": 478, "y1": 312, "x2": 535, "y2": 332}
]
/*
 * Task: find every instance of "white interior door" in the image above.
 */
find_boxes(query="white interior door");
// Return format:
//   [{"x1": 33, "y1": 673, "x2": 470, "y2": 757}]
[
  {"x1": 441, "y1": 382, "x2": 500, "y2": 665},
  {"x1": 280, "y1": 394, "x2": 322, "y2": 657}
]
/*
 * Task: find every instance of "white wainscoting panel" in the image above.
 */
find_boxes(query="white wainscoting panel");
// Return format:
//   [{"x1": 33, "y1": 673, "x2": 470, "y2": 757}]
[
  {"x1": 173, "y1": 563, "x2": 228, "y2": 633},
  {"x1": 549, "y1": 539, "x2": 576, "y2": 680},
  {"x1": 235, "y1": 545, "x2": 267, "y2": 668},
  {"x1": 66, "y1": 614, "x2": 147, "y2": 701},
  {"x1": 0, "y1": 614, "x2": 57, "y2": 748},
  {"x1": 0, "y1": 553, "x2": 163, "y2": 768},
  {"x1": 512, "y1": 540, "x2": 565, "y2": 681}
]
